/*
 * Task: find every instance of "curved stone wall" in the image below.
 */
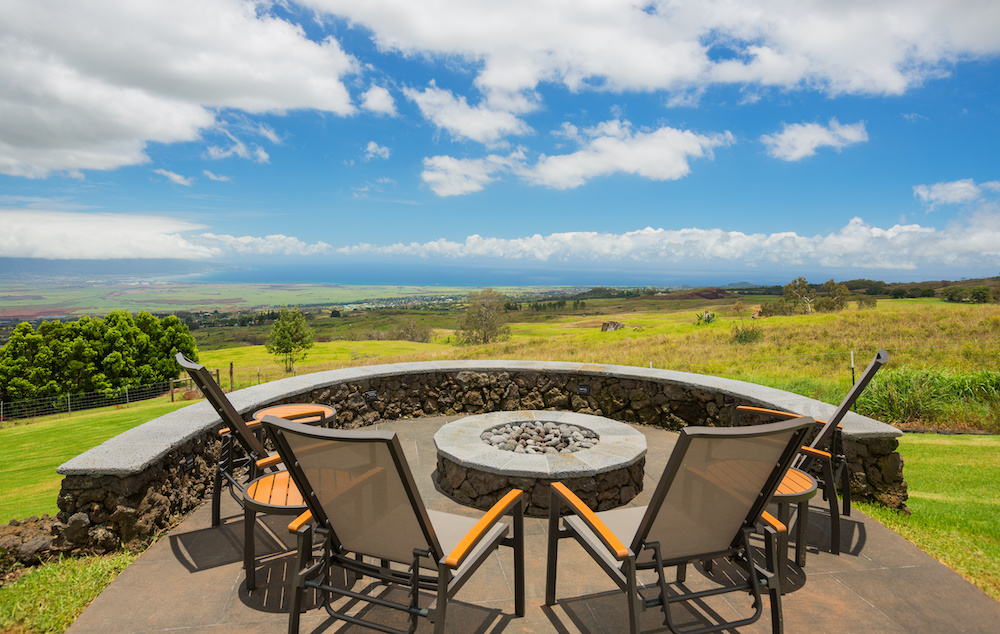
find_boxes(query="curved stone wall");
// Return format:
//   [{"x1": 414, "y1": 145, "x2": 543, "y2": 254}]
[{"x1": 55, "y1": 360, "x2": 906, "y2": 554}]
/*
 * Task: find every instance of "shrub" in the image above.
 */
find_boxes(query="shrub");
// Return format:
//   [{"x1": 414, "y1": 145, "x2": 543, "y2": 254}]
[
  {"x1": 694, "y1": 311, "x2": 716, "y2": 325},
  {"x1": 856, "y1": 295, "x2": 877, "y2": 309},
  {"x1": 758, "y1": 301, "x2": 795, "y2": 317},
  {"x1": 730, "y1": 324, "x2": 763, "y2": 345}
]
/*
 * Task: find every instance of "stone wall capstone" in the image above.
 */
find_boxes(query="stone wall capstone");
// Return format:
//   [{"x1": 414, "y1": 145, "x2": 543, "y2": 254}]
[{"x1": 47, "y1": 361, "x2": 906, "y2": 559}]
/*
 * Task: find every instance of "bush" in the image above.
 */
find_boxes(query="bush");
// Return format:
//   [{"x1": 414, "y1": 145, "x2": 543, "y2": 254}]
[
  {"x1": 758, "y1": 301, "x2": 795, "y2": 317},
  {"x1": 730, "y1": 324, "x2": 763, "y2": 345},
  {"x1": 856, "y1": 295, "x2": 877, "y2": 309}
]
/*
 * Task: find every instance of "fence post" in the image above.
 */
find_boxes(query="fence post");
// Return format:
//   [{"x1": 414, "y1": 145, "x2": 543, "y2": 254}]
[
  {"x1": 125, "y1": 386, "x2": 129, "y2": 406},
  {"x1": 170, "y1": 378, "x2": 175, "y2": 402},
  {"x1": 230, "y1": 362, "x2": 234, "y2": 391},
  {"x1": 67, "y1": 393, "x2": 72, "y2": 416}
]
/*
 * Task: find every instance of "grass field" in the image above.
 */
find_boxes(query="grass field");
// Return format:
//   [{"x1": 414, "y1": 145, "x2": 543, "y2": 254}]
[
  {"x1": 0, "y1": 396, "x2": 194, "y2": 521},
  {"x1": 857, "y1": 433, "x2": 1000, "y2": 600},
  {"x1": 0, "y1": 282, "x2": 548, "y2": 318}
]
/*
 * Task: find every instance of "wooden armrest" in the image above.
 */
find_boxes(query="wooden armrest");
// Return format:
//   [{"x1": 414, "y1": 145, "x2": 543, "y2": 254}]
[
  {"x1": 219, "y1": 419, "x2": 262, "y2": 436},
  {"x1": 551, "y1": 482, "x2": 630, "y2": 560},
  {"x1": 256, "y1": 454, "x2": 282, "y2": 469},
  {"x1": 760, "y1": 511, "x2": 786, "y2": 534},
  {"x1": 800, "y1": 446, "x2": 831, "y2": 460},
  {"x1": 737, "y1": 406, "x2": 838, "y2": 429},
  {"x1": 444, "y1": 489, "x2": 523, "y2": 569},
  {"x1": 288, "y1": 510, "x2": 312, "y2": 533}
]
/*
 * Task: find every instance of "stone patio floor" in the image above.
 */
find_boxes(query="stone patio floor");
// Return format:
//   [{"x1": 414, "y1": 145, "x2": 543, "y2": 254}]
[{"x1": 68, "y1": 417, "x2": 1000, "y2": 633}]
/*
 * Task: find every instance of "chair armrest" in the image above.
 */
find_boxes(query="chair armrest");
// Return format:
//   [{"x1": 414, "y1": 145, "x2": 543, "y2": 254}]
[
  {"x1": 800, "y1": 446, "x2": 831, "y2": 460},
  {"x1": 256, "y1": 454, "x2": 282, "y2": 469},
  {"x1": 759, "y1": 511, "x2": 786, "y2": 535},
  {"x1": 444, "y1": 489, "x2": 524, "y2": 569},
  {"x1": 550, "y1": 482, "x2": 630, "y2": 561},
  {"x1": 288, "y1": 509, "x2": 313, "y2": 533},
  {"x1": 737, "y1": 405, "x2": 837, "y2": 429},
  {"x1": 219, "y1": 419, "x2": 262, "y2": 436}
]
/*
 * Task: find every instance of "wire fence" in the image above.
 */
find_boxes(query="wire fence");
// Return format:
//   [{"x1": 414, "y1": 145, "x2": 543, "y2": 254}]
[{"x1": 0, "y1": 374, "x2": 216, "y2": 428}]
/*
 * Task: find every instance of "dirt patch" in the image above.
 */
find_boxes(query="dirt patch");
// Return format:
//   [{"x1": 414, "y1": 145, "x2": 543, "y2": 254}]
[{"x1": 0, "y1": 295, "x2": 45, "y2": 301}]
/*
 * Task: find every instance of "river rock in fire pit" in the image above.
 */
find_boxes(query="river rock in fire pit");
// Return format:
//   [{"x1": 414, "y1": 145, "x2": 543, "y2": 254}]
[{"x1": 480, "y1": 421, "x2": 598, "y2": 454}]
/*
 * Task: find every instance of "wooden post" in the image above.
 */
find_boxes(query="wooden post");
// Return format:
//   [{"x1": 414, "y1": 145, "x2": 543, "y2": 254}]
[
  {"x1": 170, "y1": 378, "x2": 175, "y2": 402},
  {"x1": 230, "y1": 362, "x2": 234, "y2": 391}
]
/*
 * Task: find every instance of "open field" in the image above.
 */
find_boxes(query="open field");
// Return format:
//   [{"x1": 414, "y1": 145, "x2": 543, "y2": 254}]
[
  {"x1": 199, "y1": 298, "x2": 1000, "y2": 430},
  {"x1": 0, "y1": 396, "x2": 193, "y2": 522},
  {"x1": 0, "y1": 281, "x2": 552, "y2": 319}
]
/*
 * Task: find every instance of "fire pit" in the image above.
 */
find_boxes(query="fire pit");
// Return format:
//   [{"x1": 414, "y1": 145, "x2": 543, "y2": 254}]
[{"x1": 434, "y1": 410, "x2": 646, "y2": 516}]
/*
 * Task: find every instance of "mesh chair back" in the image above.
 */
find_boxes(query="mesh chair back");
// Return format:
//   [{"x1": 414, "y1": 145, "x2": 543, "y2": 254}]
[
  {"x1": 176, "y1": 352, "x2": 268, "y2": 458},
  {"x1": 263, "y1": 417, "x2": 443, "y2": 565},
  {"x1": 633, "y1": 417, "x2": 811, "y2": 564}
]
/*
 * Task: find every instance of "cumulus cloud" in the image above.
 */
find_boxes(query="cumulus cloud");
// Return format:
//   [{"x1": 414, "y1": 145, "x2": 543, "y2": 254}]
[
  {"x1": 300, "y1": 0, "x2": 1000, "y2": 102},
  {"x1": 404, "y1": 82, "x2": 532, "y2": 144},
  {"x1": 761, "y1": 119, "x2": 868, "y2": 161},
  {"x1": 419, "y1": 120, "x2": 731, "y2": 195},
  {"x1": 0, "y1": 0, "x2": 357, "y2": 177},
  {"x1": 153, "y1": 169, "x2": 194, "y2": 186},
  {"x1": 0, "y1": 209, "x2": 331, "y2": 259},
  {"x1": 913, "y1": 178, "x2": 1000, "y2": 209},
  {"x1": 337, "y1": 214, "x2": 1000, "y2": 271},
  {"x1": 194, "y1": 233, "x2": 332, "y2": 256},
  {"x1": 361, "y1": 85, "x2": 397, "y2": 115},
  {"x1": 421, "y1": 152, "x2": 524, "y2": 196},
  {"x1": 528, "y1": 120, "x2": 734, "y2": 188},
  {"x1": 202, "y1": 170, "x2": 231, "y2": 182},
  {"x1": 365, "y1": 141, "x2": 391, "y2": 160}
]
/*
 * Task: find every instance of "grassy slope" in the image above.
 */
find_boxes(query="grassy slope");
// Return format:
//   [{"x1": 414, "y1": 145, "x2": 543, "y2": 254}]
[
  {"x1": 858, "y1": 433, "x2": 1000, "y2": 600},
  {"x1": 0, "y1": 397, "x2": 194, "y2": 521}
]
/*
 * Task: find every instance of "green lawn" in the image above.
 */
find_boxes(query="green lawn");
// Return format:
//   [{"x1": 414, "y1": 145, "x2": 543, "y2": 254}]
[
  {"x1": 856, "y1": 433, "x2": 1000, "y2": 600},
  {"x1": 0, "y1": 397, "x2": 195, "y2": 521}
]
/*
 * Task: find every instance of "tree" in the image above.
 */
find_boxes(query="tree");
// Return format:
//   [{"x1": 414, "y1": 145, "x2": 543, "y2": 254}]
[
  {"x1": 816, "y1": 279, "x2": 850, "y2": 311},
  {"x1": 970, "y1": 286, "x2": 992, "y2": 303},
  {"x1": 942, "y1": 286, "x2": 969, "y2": 302},
  {"x1": 265, "y1": 305, "x2": 314, "y2": 372},
  {"x1": 783, "y1": 277, "x2": 817, "y2": 313},
  {"x1": 458, "y1": 288, "x2": 511, "y2": 344},
  {"x1": 0, "y1": 311, "x2": 197, "y2": 402}
]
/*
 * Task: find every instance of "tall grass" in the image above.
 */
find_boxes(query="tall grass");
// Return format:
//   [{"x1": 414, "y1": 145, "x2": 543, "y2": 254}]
[{"x1": 859, "y1": 369, "x2": 1000, "y2": 433}]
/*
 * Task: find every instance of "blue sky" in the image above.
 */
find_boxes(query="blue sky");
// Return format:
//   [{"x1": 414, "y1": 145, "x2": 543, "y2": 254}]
[{"x1": 2, "y1": 1, "x2": 1000, "y2": 286}]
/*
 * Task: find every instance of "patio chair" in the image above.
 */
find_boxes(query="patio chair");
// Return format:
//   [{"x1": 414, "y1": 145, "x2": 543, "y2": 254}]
[
  {"x1": 261, "y1": 415, "x2": 526, "y2": 634},
  {"x1": 175, "y1": 352, "x2": 335, "y2": 591},
  {"x1": 736, "y1": 349, "x2": 888, "y2": 573},
  {"x1": 546, "y1": 417, "x2": 813, "y2": 634}
]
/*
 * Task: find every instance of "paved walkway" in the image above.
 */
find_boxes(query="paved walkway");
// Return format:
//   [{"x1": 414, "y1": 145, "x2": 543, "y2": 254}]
[{"x1": 69, "y1": 418, "x2": 1000, "y2": 633}]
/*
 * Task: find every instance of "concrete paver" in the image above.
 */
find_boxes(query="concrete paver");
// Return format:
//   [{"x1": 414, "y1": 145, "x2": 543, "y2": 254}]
[{"x1": 69, "y1": 418, "x2": 1000, "y2": 633}]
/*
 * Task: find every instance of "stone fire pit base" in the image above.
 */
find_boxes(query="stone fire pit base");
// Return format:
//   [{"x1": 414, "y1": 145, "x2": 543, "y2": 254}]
[{"x1": 434, "y1": 410, "x2": 646, "y2": 516}]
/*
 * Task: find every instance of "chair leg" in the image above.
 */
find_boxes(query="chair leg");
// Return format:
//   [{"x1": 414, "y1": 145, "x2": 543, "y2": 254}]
[
  {"x1": 513, "y1": 501, "x2": 525, "y2": 617},
  {"x1": 624, "y1": 556, "x2": 641, "y2": 634},
  {"x1": 840, "y1": 460, "x2": 852, "y2": 517},
  {"x1": 245, "y1": 506, "x2": 256, "y2": 592},
  {"x1": 211, "y1": 467, "x2": 222, "y2": 527},
  {"x1": 821, "y1": 460, "x2": 841, "y2": 555},
  {"x1": 795, "y1": 501, "x2": 809, "y2": 567},
  {"x1": 776, "y1": 501, "x2": 790, "y2": 591},
  {"x1": 545, "y1": 501, "x2": 561, "y2": 606}
]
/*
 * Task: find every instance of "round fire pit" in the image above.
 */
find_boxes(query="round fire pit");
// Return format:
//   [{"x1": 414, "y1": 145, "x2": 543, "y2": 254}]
[{"x1": 434, "y1": 410, "x2": 646, "y2": 516}]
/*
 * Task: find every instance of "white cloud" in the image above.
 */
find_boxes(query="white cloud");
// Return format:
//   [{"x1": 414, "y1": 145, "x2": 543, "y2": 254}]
[
  {"x1": 527, "y1": 120, "x2": 734, "y2": 189},
  {"x1": 421, "y1": 151, "x2": 525, "y2": 196},
  {"x1": 761, "y1": 119, "x2": 868, "y2": 161},
  {"x1": 365, "y1": 141, "x2": 391, "y2": 160},
  {"x1": 301, "y1": 0, "x2": 1000, "y2": 102},
  {"x1": 337, "y1": 214, "x2": 1000, "y2": 271},
  {"x1": 0, "y1": 210, "x2": 215, "y2": 259},
  {"x1": 206, "y1": 130, "x2": 270, "y2": 163},
  {"x1": 420, "y1": 121, "x2": 732, "y2": 195},
  {"x1": 404, "y1": 82, "x2": 532, "y2": 144},
  {"x1": 152, "y1": 168, "x2": 194, "y2": 186},
  {"x1": 194, "y1": 233, "x2": 332, "y2": 256},
  {"x1": 913, "y1": 178, "x2": 1000, "y2": 209},
  {"x1": 0, "y1": 209, "x2": 332, "y2": 259},
  {"x1": 361, "y1": 85, "x2": 397, "y2": 115},
  {"x1": 202, "y1": 170, "x2": 230, "y2": 182},
  {"x1": 0, "y1": 0, "x2": 357, "y2": 177}
]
